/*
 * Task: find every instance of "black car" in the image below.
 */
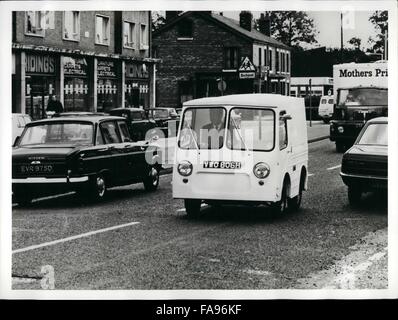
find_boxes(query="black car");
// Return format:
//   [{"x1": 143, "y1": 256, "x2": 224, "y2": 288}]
[
  {"x1": 340, "y1": 117, "x2": 388, "y2": 205},
  {"x1": 12, "y1": 116, "x2": 161, "y2": 205},
  {"x1": 147, "y1": 107, "x2": 180, "y2": 138},
  {"x1": 108, "y1": 108, "x2": 157, "y2": 142}
]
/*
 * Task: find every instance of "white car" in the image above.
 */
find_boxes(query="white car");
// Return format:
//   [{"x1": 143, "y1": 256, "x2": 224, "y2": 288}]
[
  {"x1": 318, "y1": 95, "x2": 334, "y2": 123},
  {"x1": 173, "y1": 94, "x2": 309, "y2": 217},
  {"x1": 12, "y1": 113, "x2": 32, "y2": 145}
]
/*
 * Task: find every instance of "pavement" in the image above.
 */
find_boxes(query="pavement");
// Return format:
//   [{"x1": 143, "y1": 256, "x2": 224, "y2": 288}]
[{"x1": 307, "y1": 120, "x2": 330, "y2": 143}]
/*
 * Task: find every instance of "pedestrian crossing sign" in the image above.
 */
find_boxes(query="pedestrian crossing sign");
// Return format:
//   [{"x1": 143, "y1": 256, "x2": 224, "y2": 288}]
[{"x1": 239, "y1": 57, "x2": 255, "y2": 72}]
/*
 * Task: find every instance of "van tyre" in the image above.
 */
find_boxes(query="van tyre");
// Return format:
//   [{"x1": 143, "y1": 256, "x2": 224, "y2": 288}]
[
  {"x1": 288, "y1": 175, "x2": 304, "y2": 212},
  {"x1": 271, "y1": 181, "x2": 288, "y2": 216},
  {"x1": 184, "y1": 199, "x2": 201, "y2": 218},
  {"x1": 143, "y1": 167, "x2": 160, "y2": 192},
  {"x1": 348, "y1": 186, "x2": 361, "y2": 206}
]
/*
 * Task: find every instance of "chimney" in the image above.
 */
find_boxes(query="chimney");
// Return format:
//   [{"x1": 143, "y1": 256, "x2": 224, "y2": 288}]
[
  {"x1": 239, "y1": 11, "x2": 253, "y2": 32},
  {"x1": 165, "y1": 11, "x2": 181, "y2": 21},
  {"x1": 259, "y1": 13, "x2": 271, "y2": 37},
  {"x1": 219, "y1": 12, "x2": 223, "y2": 16}
]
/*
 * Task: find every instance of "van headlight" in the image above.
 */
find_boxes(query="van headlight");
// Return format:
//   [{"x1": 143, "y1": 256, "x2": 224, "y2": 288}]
[
  {"x1": 177, "y1": 161, "x2": 193, "y2": 176},
  {"x1": 253, "y1": 162, "x2": 270, "y2": 179}
]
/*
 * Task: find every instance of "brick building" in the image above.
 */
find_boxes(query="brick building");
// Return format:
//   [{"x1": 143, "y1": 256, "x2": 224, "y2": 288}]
[
  {"x1": 12, "y1": 11, "x2": 158, "y2": 119},
  {"x1": 152, "y1": 11, "x2": 291, "y2": 108}
]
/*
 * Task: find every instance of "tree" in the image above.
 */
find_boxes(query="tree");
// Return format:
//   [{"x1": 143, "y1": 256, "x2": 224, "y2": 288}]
[
  {"x1": 152, "y1": 11, "x2": 166, "y2": 32},
  {"x1": 348, "y1": 37, "x2": 361, "y2": 50},
  {"x1": 368, "y1": 11, "x2": 388, "y2": 54},
  {"x1": 255, "y1": 11, "x2": 318, "y2": 49}
]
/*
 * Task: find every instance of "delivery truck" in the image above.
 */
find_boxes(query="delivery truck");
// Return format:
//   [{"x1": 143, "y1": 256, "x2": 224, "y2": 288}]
[{"x1": 330, "y1": 61, "x2": 388, "y2": 152}]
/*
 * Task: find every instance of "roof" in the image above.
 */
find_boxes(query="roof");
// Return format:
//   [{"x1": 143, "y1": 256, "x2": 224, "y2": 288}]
[
  {"x1": 154, "y1": 12, "x2": 290, "y2": 50},
  {"x1": 27, "y1": 116, "x2": 125, "y2": 124},
  {"x1": 110, "y1": 108, "x2": 145, "y2": 112},
  {"x1": 183, "y1": 94, "x2": 303, "y2": 108}
]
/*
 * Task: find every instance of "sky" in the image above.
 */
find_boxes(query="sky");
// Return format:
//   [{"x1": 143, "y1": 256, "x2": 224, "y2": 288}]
[{"x1": 221, "y1": 11, "x2": 381, "y2": 50}]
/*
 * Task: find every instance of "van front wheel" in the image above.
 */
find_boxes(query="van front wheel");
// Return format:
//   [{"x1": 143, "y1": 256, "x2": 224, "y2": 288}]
[
  {"x1": 271, "y1": 182, "x2": 288, "y2": 215},
  {"x1": 184, "y1": 199, "x2": 201, "y2": 218},
  {"x1": 288, "y1": 176, "x2": 304, "y2": 212}
]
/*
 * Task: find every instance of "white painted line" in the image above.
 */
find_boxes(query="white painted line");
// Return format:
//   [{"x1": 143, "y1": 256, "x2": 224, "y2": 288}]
[
  {"x1": 326, "y1": 164, "x2": 341, "y2": 171},
  {"x1": 12, "y1": 221, "x2": 140, "y2": 254},
  {"x1": 308, "y1": 173, "x2": 314, "y2": 177}
]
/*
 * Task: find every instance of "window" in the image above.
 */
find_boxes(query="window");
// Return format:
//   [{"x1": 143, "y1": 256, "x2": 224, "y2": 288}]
[
  {"x1": 177, "y1": 19, "x2": 193, "y2": 38},
  {"x1": 264, "y1": 48, "x2": 267, "y2": 67},
  {"x1": 96, "y1": 126, "x2": 104, "y2": 145},
  {"x1": 117, "y1": 121, "x2": 132, "y2": 142},
  {"x1": 286, "y1": 52, "x2": 290, "y2": 73},
  {"x1": 276, "y1": 51, "x2": 279, "y2": 72},
  {"x1": 63, "y1": 11, "x2": 80, "y2": 41},
  {"x1": 258, "y1": 48, "x2": 262, "y2": 66},
  {"x1": 224, "y1": 47, "x2": 239, "y2": 70},
  {"x1": 95, "y1": 15, "x2": 110, "y2": 45},
  {"x1": 123, "y1": 21, "x2": 135, "y2": 48},
  {"x1": 279, "y1": 112, "x2": 288, "y2": 150},
  {"x1": 269, "y1": 49, "x2": 273, "y2": 71},
  {"x1": 100, "y1": 121, "x2": 121, "y2": 144},
  {"x1": 25, "y1": 11, "x2": 45, "y2": 36},
  {"x1": 140, "y1": 24, "x2": 148, "y2": 50}
]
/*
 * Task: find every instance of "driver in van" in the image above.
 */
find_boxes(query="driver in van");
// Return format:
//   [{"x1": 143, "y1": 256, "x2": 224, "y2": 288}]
[{"x1": 201, "y1": 108, "x2": 225, "y2": 149}]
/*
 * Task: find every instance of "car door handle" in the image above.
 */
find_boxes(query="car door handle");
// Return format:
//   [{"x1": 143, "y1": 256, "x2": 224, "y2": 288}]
[{"x1": 97, "y1": 148, "x2": 108, "y2": 152}]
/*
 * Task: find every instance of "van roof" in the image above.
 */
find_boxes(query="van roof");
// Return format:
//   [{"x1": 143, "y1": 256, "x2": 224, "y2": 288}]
[{"x1": 183, "y1": 94, "x2": 304, "y2": 108}]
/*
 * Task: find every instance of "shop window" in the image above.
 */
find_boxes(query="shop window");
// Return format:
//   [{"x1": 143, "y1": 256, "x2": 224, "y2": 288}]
[
  {"x1": 25, "y1": 11, "x2": 45, "y2": 36},
  {"x1": 123, "y1": 21, "x2": 135, "y2": 48},
  {"x1": 224, "y1": 47, "x2": 239, "y2": 70},
  {"x1": 139, "y1": 24, "x2": 148, "y2": 50},
  {"x1": 63, "y1": 78, "x2": 89, "y2": 112},
  {"x1": 63, "y1": 11, "x2": 80, "y2": 41},
  {"x1": 177, "y1": 19, "x2": 193, "y2": 39},
  {"x1": 95, "y1": 15, "x2": 110, "y2": 45}
]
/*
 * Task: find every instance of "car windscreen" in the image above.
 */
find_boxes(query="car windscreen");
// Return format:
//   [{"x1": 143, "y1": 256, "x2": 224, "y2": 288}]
[
  {"x1": 226, "y1": 108, "x2": 274, "y2": 151},
  {"x1": 338, "y1": 88, "x2": 387, "y2": 107},
  {"x1": 178, "y1": 107, "x2": 226, "y2": 149},
  {"x1": 18, "y1": 122, "x2": 94, "y2": 146},
  {"x1": 153, "y1": 109, "x2": 169, "y2": 119},
  {"x1": 357, "y1": 123, "x2": 388, "y2": 146}
]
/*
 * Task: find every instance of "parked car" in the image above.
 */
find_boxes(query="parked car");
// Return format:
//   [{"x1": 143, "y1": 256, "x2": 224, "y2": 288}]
[
  {"x1": 340, "y1": 117, "x2": 388, "y2": 205},
  {"x1": 147, "y1": 107, "x2": 180, "y2": 138},
  {"x1": 173, "y1": 94, "x2": 308, "y2": 217},
  {"x1": 318, "y1": 95, "x2": 334, "y2": 123},
  {"x1": 12, "y1": 113, "x2": 32, "y2": 145},
  {"x1": 12, "y1": 115, "x2": 161, "y2": 206},
  {"x1": 108, "y1": 108, "x2": 158, "y2": 142}
]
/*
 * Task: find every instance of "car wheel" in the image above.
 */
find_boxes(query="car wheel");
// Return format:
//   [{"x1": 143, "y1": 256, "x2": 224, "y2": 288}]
[
  {"x1": 271, "y1": 180, "x2": 288, "y2": 216},
  {"x1": 336, "y1": 142, "x2": 345, "y2": 153},
  {"x1": 143, "y1": 167, "x2": 159, "y2": 191},
  {"x1": 288, "y1": 174, "x2": 304, "y2": 212},
  {"x1": 348, "y1": 186, "x2": 362, "y2": 206},
  {"x1": 184, "y1": 199, "x2": 201, "y2": 218},
  {"x1": 88, "y1": 174, "x2": 107, "y2": 200}
]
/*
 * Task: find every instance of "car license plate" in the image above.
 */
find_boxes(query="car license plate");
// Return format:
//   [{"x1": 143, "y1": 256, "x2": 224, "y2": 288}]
[
  {"x1": 20, "y1": 164, "x2": 54, "y2": 173},
  {"x1": 203, "y1": 161, "x2": 241, "y2": 169}
]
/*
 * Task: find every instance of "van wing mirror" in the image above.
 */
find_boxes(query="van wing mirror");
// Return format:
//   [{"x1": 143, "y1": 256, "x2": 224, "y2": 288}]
[{"x1": 281, "y1": 114, "x2": 292, "y2": 120}]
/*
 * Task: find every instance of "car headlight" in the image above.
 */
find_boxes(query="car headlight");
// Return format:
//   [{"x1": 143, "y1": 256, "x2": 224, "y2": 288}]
[
  {"x1": 338, "y1": 126, "x2": 344, "y2": 133},
  {"x1": 177, "y1": 161, "x2": 193, "y2": 176},
  {"x1": 253, "y1": 162, "x2": 270, "y2": 179}
]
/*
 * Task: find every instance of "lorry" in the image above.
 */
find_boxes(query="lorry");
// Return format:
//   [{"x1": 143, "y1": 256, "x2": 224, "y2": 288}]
[{"x1": 329, "y1": 61, "x2": 388, "y2": 152}]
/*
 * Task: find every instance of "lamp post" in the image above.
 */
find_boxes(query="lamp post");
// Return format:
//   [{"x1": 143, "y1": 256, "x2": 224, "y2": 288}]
[{"x1": 309, "y1": 78, "x2": 312, "y2": 127}]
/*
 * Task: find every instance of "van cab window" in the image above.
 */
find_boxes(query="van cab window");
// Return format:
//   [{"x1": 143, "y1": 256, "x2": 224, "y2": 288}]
[
  {"x1": 101, "y1": 121, "x2": 121, "y2": 144},
  {"x1": 227, "y1": 108, "x2": 274, "y2": 151},
  {"x1": 279, "y1": 113, "x2": 288, "y2": 150},
  {"x1": 179, "y1": 107, "x2": 226, "y2": 149}
]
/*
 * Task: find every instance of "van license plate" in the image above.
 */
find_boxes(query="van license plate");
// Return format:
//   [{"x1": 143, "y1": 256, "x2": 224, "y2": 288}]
[{"x1": 203, "y1": 161, "x2": 241, "y2": 169}]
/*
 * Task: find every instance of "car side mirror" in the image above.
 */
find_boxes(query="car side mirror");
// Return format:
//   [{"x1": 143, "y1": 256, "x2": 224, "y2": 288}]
[
  {"x1": 13, "y1": 136, "x2": 20, "y2": 147},
  {"x1": 281, "y1": 114, "x2": 292, "y2": 120}
]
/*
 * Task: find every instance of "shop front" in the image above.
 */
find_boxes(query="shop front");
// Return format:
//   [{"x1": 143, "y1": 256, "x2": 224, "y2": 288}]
[
  {"x1": 125, "y1": 62, "x2": 150, "y2": 109},
  {"x1": 63, "y1": 56, "x2": 91, "y2": 112},
  {"x1": 97, "y1": 59, "x2": 119, "y2": 113},
  {"x1": 24, "y1": 53, "x2": 57, "y2": 120}
]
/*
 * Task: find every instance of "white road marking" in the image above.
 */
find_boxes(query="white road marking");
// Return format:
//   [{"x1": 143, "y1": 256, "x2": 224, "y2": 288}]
[
  {"x1": 308, "y1": 173, "x2": 314, "y2": 177},
  {"x1": 12, "y1": 221, "x2": 140, "y2": 254},
  {"x1": 326, "y1": 164, "x2": 341, "y2": 171}
]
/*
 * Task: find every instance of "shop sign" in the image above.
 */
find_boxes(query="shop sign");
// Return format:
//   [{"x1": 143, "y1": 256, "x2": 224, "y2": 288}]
[
  {"x1": 125, "y1": 63, "x2": 149, "y2": 79},
  {"x1": 239, "y1": 72, "x2": 255, "y2": 79},
  {"x1": 63, "y1": 57, "x2": 88, "y2": 76},
  {"x1": 25, "y1": 54, "x2": 55, "y2": 74},
  {"x1": 98, "y1": 60, "x2": 116, "y2": 78}
]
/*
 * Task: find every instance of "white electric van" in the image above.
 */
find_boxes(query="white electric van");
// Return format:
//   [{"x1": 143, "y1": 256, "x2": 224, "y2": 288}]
[{"x1": 172, "y1": 94, "x2": 309, "y2": 217}]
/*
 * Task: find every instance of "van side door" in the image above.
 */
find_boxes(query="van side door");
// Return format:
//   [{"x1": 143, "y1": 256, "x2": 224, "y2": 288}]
[{"x1": 278, "y1": 111, "x2": 290, "y2": 183}]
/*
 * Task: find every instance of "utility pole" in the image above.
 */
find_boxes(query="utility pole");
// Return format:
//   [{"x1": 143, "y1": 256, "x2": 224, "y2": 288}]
[
  {"x1": 309, "y1": 78, "x2": 312, "y2": 127},
  {"x1": 340, "y1": 12, "x2": 344, "y2": 63}
]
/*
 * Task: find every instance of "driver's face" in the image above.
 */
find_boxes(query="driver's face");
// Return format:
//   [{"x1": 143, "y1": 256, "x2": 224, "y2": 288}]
[{"x1": 210, "y1": 109, "x2": 223, "y2": 125}]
